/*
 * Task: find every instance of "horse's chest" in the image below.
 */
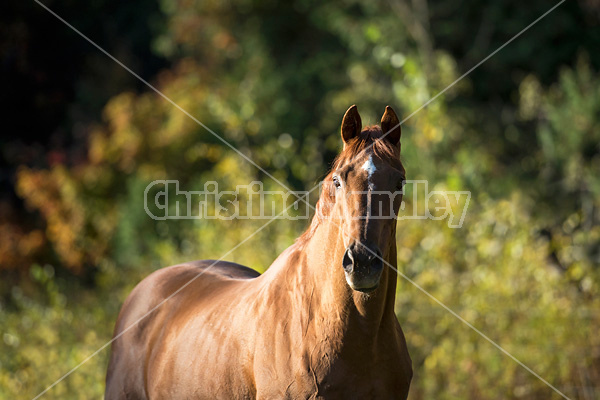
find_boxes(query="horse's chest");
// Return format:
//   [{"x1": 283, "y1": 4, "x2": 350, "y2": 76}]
[
  {"x1": 255, "y1": 350, "x2": 408, "y2": 399},
  {"x1": 258, "y1": 372, "x2": 402, "y2": 400}
]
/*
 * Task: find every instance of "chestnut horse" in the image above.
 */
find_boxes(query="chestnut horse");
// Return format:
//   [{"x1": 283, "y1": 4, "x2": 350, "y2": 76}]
[{"x1": 106, "y1": 105, "x2": 412, "y2": 399}]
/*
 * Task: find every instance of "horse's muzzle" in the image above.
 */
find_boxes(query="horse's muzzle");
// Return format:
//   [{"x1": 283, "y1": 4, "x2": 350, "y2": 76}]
[{"x1": 342, "y1": 242, "x2": 383, "y2": 292}]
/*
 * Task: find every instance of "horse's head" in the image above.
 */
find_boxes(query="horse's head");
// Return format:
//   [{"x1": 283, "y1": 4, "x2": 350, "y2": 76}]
[{"x1": 321, "y1": 105, "x2": 405, "y2": 293}]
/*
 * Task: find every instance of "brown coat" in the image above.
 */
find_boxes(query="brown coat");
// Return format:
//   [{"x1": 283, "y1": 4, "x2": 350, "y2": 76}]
[{"x1": 106, "y1": 106, "x2": 413, "y2": 399}]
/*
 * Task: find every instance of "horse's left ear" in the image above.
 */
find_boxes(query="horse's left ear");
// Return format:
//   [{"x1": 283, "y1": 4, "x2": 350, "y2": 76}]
[
  {"x1": 341, "y1": 105, "x2": 362, "y2": 147},
  {"x1": 381, "y1": 106, "x2": 401, "y2": 146}
]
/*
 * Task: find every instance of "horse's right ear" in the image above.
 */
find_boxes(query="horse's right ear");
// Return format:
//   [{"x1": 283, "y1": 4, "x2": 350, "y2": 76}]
[
  {"x1": 341, "y1": 105, "x2": 362, "y2": 147},
  {"x1": 381, "y1": 106, "x2": 401, "y2": 146}
]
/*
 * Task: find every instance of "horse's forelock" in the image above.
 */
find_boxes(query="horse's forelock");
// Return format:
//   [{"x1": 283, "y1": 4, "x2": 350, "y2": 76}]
[{"x1": 337, "y1": 126, "x2": 399, "y2": 167}]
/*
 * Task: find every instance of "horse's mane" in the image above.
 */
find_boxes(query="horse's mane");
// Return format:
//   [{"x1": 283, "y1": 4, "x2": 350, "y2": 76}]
[{"x1": 296, "y1": 125, "x2": 402, "y2": 246}]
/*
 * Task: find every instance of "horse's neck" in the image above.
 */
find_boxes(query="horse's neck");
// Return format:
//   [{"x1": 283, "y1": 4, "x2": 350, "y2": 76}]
[{"x1": 273, "y1": 219, "x2": 399, "y2": 344}]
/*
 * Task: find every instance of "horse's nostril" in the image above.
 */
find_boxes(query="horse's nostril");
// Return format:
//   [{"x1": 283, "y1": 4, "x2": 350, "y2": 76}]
[
  {"x1": 342, "y1": 248, "x2": 354, "y2": 273},
  {"x1": 343, "y1": 243, "x2": 382, "y2": 272},
  {"x1": 365, "y1": 247, "x2": 381, "y2": 262}
]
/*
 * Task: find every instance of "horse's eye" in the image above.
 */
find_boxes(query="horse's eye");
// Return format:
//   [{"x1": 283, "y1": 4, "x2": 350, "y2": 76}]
[
  {"x1": 397, "y1": 178, "x2": 406, "y2": 192},
  {"x1": 332, "y1": 176, "x2": 341, "y2": 189}
]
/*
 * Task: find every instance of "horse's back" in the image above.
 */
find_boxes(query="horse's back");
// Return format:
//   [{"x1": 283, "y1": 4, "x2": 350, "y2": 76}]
[
  {"x1": 188, "y1": 259, "x2": 261, "y2": 279},
  {"x1": 105, "y1": 260, "x2": 260, "y2": 399}
]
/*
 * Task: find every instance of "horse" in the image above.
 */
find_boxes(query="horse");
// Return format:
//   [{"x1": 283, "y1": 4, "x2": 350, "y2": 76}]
[{"x1": 105, "y1": 105, "x2": 413, "y2": 399}]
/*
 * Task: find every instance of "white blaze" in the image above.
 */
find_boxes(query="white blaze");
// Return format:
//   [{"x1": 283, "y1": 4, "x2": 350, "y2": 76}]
[
  {"x1": 361, "y1": 156, "x2": 376, "y2": 188},
  {"x1": 361, "y1": 156, "x2": 376, "y2": 219}
]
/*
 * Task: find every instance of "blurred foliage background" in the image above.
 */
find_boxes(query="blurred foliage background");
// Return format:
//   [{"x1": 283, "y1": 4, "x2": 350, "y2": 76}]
[{"x1": 1, "y1": 0, "x2": 600, "y2": 398}]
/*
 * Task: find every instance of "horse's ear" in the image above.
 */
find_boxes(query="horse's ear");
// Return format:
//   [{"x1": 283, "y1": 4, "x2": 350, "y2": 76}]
[
  {"x1": 381, "y1": 106, "x2": 401, "y2": 146},
  {"x1": 341, "y1": 105, "x2": 362, "y2": 146}
]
